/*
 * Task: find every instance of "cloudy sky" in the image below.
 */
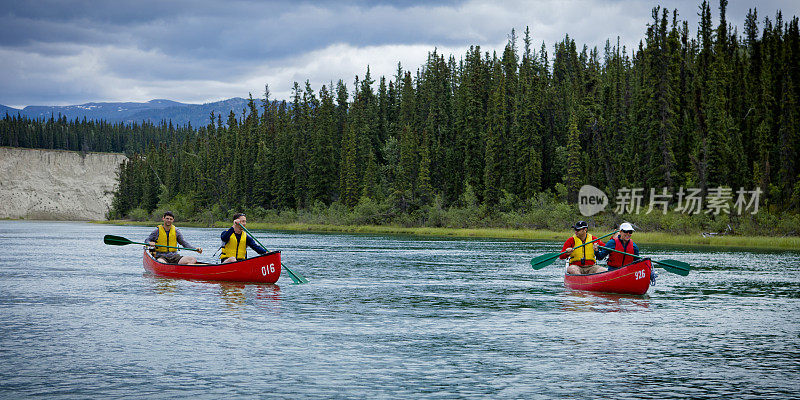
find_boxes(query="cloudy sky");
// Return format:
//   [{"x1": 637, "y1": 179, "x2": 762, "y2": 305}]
[{"x1": 1, "y1": 0, "x2": 797, "y2": 108}]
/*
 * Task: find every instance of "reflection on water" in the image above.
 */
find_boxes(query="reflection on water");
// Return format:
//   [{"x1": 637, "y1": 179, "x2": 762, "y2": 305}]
[
  {"x1": 143, "y1": 274, "x2": 283, "y2": 312},
  {"x1": 218, "y1": 282, "x2": 246, "y2": 309},
  {"x1": 0, "y1": 220, "x2": 798, "y2": 399},
  {"x1": 218, "y1": 282, "x2": 281, "y2": 311},
  {"x1": 253, "y1": 284, "x2": 281, "y2": 308},
  {"x1": 146, "y1": 275, "x2": 179, "y2": 295},
  {"x1": 560, "y1": 290, "x2": 650, "y2": 313}
]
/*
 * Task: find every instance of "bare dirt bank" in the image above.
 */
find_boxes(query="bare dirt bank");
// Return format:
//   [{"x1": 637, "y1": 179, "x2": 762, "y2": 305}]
[{"x1": 0, "y1": 147, "x2": 127, "y2": 220}]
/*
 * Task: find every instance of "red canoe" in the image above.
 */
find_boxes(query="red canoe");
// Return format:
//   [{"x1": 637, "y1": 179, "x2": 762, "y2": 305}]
[
  {"x1": 564, "y1": 258, "x2": 653, "y2": 295},
  {"x1": 143, "y1": 250, "x2": 282, "y2": 283}
]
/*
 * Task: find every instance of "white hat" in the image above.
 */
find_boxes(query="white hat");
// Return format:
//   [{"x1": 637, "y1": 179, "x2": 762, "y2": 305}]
[{"x1": 620, "y1": 222, "x2": 635, "y2": 232}]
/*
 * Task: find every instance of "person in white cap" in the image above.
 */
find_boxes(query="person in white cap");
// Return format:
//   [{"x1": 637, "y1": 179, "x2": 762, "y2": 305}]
[{"x1": 597, "y1": 222, "x2": 640, "y2": 270}]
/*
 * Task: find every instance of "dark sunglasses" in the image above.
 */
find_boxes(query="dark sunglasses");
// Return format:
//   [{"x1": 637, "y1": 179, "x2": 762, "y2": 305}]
[{"x1": 621, "y1": 230, "x2": 633, "y2": 234}]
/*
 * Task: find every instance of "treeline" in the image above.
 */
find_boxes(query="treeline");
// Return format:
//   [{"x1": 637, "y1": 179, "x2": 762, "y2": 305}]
[
  {"x1": 4, "y1": 1, "x2": 799, "y2": 229},
  {"x1": 0, "y1": 114, "x2": 196, "y2": 154}
]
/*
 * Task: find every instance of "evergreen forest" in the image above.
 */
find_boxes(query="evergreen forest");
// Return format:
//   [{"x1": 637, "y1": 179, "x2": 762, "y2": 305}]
[{"x1": 3, "y1": 1, "x2": 799, "y2": 235}]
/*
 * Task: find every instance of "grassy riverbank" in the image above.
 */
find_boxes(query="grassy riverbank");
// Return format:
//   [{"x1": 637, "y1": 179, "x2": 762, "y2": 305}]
[
  {"x1": 98, "y1": 220, "x2": 800, "y2": 250},
  {"x1": 105, "y1": 190, "x2": 800, "y2": 251}
]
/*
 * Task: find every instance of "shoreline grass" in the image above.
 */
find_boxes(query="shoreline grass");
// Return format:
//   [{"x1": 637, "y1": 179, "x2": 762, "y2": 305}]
[{"x1": 95, "y1": 220, "x2": 800, "y2": 250}]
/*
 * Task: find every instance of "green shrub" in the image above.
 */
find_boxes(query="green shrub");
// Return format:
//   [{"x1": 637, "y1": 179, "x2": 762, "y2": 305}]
[
  {"x1": 197, "y1": 192, "x2": 798, "y2": 237},
  {"x1": 554, "y1": 183, "x2": 568, "y2": 202},
  {"x1": 459, "y1": 183, "x2": 479, "y2": 208},
  {"x1": 442, "y1": 206, "x2": 480, "y2": 228},
  {"x1": 775, "y1": 213, "x2": 800, "y2": 236},
  {"x1": 348, "y1": 196, "x2": 390, "y2": 225},
  {"x1": 324, "y1": 202, "x2": 350, "y2": 225},
  {"x1": 498, "y1": 190, "x2": 518, "y2": 213},
  {"x1": 127, "y1": 207, "x2": 149, "y2": 221},
  {"x1": 277, "y1": 209, "x2": 297, "y2": 224},
  {"x1": 196, "y1": 204, "x2": 222, "y2": 227},
  {"x1": 245, "y1": 206, "x2": 269, "y2": 221},
  {"x1": 148, "y1": 193, "x2": 199, "y2": 221},
  {"x1": 149, "y1": 207, "x2": 169, "y2": 221},
  {"x1": 393, "y1": 211, "x2": 417, "y2": 227}
]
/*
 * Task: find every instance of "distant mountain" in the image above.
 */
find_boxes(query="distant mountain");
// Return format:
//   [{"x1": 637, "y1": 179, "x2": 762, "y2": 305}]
[
  {"x1": 123, "y1": 98, "x2": 253, "y2": 128},
  {"x1": 0, "y1": 104, "x2": 20, "y2": 115},
  {"x1": 1, "y1": 98, "x2": 253, "y2": 128}
]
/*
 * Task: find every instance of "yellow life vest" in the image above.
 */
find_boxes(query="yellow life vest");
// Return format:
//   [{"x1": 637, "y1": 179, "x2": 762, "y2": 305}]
[
  {"x1": 569, "y1": 234, "x2": 596, "y2": 265},
  {"x1": 221, "y1": 231, "x2": 248, "y2": 260},
  {"x1": 155, "y1": 224, "x2": 177, "y2": 253}
]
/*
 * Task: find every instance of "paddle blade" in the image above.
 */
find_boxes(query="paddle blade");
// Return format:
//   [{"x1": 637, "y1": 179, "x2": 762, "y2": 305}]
[
  {"x1": 530, "y1": 252, "x2": 561, "y2": 269},
  {"x1": 104, "y1": 234, "x2": 133, "y2": 246},
  {"x1": 282, "y1": 264, "x2": 309, "y2": 284},
  {"x1": 655, "y1": 259, "x2": 691, "y2": 276}
]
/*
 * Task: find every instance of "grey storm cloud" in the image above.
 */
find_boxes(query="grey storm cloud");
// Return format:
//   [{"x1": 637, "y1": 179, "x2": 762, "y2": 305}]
[
  {"x1": 1, "y1": 0, "x2": 798, "y2": 108},
  {"x1": 2, "y1": 0, "x2": 475, "y2": 59}
]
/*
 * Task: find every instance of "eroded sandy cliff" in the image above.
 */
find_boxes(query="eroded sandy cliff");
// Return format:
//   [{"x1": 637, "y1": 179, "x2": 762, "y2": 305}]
[{"x1": 0, "y1": 147, "x2": 127, "y2": 220}]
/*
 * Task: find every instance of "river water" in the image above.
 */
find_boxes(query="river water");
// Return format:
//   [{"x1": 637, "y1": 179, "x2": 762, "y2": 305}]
[{"x1": 0, "y1": 220, "x2": 798, "y2": 399}]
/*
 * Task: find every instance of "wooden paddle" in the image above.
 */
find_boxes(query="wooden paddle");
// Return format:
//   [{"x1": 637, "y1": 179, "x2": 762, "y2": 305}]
[
  {"x1": 236, "y1": 223, "x2": 309, "y2": 284},
  {"x1": 598, "y1": 246, "x2": 691, "y2": 276},
  {"x1": 103, "y1": 234, "x2": 200, "y2": 252},
  {"x1": 530, "y1": 230, "x2": 619, "y2": 269}
]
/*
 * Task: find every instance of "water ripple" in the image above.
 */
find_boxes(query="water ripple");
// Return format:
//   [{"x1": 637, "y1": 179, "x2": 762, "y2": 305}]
[{"x1": 0, "y1": 221, "x2": 798, "y2": 399}]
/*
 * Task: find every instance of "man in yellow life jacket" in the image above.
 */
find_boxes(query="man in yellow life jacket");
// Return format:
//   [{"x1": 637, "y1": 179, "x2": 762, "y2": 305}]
[
  {"x1": 559, "y1": 220, "x2": 607, "y2": 274},
  {"x1": 146, "y1": 211, "x2": 202, "y2": 264},
  {"x1": 220, "y1": 213, "x2": 267, "y2": 263}
]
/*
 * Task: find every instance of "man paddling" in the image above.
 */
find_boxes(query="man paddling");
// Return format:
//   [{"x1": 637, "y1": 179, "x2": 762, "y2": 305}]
[
  {"x1": 560, "y1": 221, "x2": 607, "y2": 274},
  {"x1": 220, "y1": 213, "x2": 267, "y2": 263},
  {"x1": 146, "y1": 211, "x2": 202, "y2": 264},
  {"x1": 597, "y1": 222, "x2": 640, "y2": 270}
]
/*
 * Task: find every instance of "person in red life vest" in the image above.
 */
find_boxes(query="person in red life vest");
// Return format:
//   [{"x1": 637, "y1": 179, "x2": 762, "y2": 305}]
[
  {"x1": 560, "y1": 221, "x2": 607, "y2": 274},
  {"x1": 597, "y1": 222, "x2": 640, "y2": 270},
  {"x1": 220, "y1": 213, "x2": 267, "y2": 263},
  {"x1": 146, "y1": 211, "x2": 203, "y2": 264}
]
